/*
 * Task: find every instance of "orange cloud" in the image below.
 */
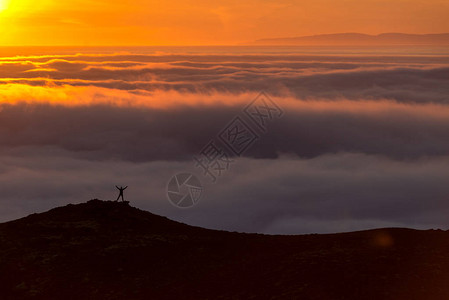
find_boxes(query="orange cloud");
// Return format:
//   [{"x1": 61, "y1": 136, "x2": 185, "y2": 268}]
[
  {"x1": 2, "y1": 82, "x2": 449, "y2": 127},
  {"x1": 0, "y1": 83, "x2": 262, "y2": 108}
]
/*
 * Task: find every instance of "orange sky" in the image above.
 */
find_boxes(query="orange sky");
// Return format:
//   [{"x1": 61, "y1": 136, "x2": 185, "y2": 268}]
[{"x1": 0, "y1": 0, "x2": 449, "y2": 45}]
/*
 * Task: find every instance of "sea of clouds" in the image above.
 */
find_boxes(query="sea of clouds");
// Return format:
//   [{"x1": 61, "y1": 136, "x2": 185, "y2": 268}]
[{"x1": 0, "y1": 47, "x2": 448, "y2": 234}]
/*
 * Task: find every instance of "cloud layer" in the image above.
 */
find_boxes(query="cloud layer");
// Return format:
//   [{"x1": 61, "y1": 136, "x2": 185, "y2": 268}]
[
  {"x1": 1, "y1": 48, "x2": 449, "y2": 234},
  {"x1": 1, "y1": 50, "x2": 449, "y2": 104}
]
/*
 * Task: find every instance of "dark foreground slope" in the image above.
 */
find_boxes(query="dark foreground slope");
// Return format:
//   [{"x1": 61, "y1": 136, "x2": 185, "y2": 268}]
[{"x1": 1, "y1": 200, "x2": 449, "y2": 300}]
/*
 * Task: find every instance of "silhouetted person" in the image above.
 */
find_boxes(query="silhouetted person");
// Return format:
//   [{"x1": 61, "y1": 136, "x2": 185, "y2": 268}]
[{"x1": 116, "y1": 185, "x2": 128, "y2": 202}]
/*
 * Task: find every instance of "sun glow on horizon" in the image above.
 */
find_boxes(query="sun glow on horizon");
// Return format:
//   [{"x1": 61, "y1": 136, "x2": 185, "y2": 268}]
[{"x1": 0, "y1": 0, "x2": 9, "y2": 11}]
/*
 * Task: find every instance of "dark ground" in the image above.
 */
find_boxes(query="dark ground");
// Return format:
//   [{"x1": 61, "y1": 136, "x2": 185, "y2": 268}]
[{"x1": 1, "y1": 200, "x2": 449, "y2": 299}]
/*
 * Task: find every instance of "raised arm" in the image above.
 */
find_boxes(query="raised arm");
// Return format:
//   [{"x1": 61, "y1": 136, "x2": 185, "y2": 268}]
[
  {"x1": 116, "y1": 185, "x2": 119, "y2": 189},
  {"x1": 124, "y1": 186, "x2": 128, "y2": 190}
]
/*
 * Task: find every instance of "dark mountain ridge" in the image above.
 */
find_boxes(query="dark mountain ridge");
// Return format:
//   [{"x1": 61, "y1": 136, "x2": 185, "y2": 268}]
[
  {"x1": 1, "y1": 200, "x2": 449, "y2": 299},
  {"x1": 253, "y1": 32, "x2": 449, "y2": 45}
]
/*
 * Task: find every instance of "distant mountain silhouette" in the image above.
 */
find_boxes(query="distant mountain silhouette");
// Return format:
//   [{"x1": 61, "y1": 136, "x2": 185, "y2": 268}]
[
  {"x1": 1, "y1": 200, "x2": 449, "y2": 299},
  {"x1": 252, "y1": 33, "x2": 449, "y2": 45}
]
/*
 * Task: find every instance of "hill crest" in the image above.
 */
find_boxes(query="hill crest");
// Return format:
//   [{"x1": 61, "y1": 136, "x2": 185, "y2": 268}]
[{"x1": 1, "y1": 200, "x2": 449, "y2": 300}]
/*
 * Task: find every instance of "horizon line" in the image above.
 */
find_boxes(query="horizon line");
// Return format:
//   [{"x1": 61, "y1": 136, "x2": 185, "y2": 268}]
[{"x1": 2, "y1": 32, "x2": 449, "y2": 48}]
